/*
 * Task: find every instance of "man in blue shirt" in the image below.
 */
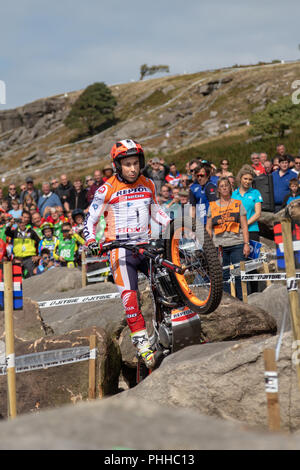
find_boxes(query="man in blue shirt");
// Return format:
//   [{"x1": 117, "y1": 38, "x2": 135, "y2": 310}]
[
  {"x1": 189, "y1": 164, "x2": 217, "y2": 225},
  {"x1": 38, "y1": 182, "x2": 63, "y2": 218},
  {"x1": 272, "y1": 156, "x2": 296, "y2": 212}
]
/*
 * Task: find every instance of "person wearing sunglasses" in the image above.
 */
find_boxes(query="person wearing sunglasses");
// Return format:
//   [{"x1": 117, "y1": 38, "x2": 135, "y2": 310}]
[
  {"x1": 216, "y1": 159, "x2": 233, "y2": 178},
  {"x1": 189, "y1": 164, "x2": 217, "y2": 225},
  {"x1": 6, "y1": 183, "x2": 20, "y2": 210},
  {"x1": 34, "y1": 248, "x2": 55, "y2": 275}
]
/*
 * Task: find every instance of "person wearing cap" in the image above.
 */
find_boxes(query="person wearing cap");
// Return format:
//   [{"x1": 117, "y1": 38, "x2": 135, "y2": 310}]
[
  {"x1": 38, "y1": 222, "x2": 58, "y2": 261},
  {"x1": 178, "y1": 189, "x2": 189, "y2": 206},
  {"x1": 142, "y1": 157, "x2": 170, "y2": 194},
  {"x1": 20, "y1": 177, "x2": 41, "y2": 205},
  {"x1": 102, "y1": 164, "x2": 114, "y2": 182}
]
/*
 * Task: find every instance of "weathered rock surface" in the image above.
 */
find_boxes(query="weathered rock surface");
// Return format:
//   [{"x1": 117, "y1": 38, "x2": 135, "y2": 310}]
[
  {"x1": 25, "y1": 275, "x2": 124, "y2": 337},
  {"x1": 120, "y1": 332, "x2": 300, "y2": 432},
  {"x1": 23, "y1": 267, "x2": 82, "y2": 296},
  {"x1": 0, "y1": 95, "x2": 69, "y2": 134},
  {"x1": 0, "y1": 395, "x2": 299, "y2": 450},
  {"x1": 0, "y1": 326, "x2": 121, "y2": 417},
  {"x1": 248, "y1": 284, "x2": 292, "y2": 331},
  {"x1": 1, "y1": 62, "x2": 300, "y2": 184},
  {"x1": 258, "y1": 211, "x2": 280, "y2": 240},
  {"x1": 120, "y1": 288, "x2": 277, "y2": 370},
  {"x1": 0, "y1": 297, "x2": 48, "y2": 342}
]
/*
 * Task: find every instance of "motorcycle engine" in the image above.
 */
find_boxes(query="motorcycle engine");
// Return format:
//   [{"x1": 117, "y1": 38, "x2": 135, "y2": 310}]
[{"x1": 158, "y1": 323, "x2": 172, "y2": 349}]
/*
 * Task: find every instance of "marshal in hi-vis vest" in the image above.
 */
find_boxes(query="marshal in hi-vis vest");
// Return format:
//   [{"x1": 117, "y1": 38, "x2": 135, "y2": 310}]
[{"x1": 210, "y1": 199, "x2": 241, "y2": 235}]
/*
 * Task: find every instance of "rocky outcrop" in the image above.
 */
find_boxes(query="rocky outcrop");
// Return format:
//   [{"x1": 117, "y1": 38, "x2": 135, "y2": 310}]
[
  {"x1": 248, "y1": 284, "x2": 294, "y2": 332},
  {"x1": 0, "y1": 297, "x2": 48, "y2": 341},
  {"x1": 1, "y1": 61, "x2": 299, "y2": 184},
  {"x1": 0, "y1": 395, "x2": 300, "y2": 450},
  {"x1": 0, "y1": 326, "x2": 121, "y2": 416},
  {"x1": 0, "y1": 95, "x2": 69, "y2": 134},
  {"x1": 119, "y1": 288, "x2": 277, "y2": 371},
  {"x1": 121, "y1": 332, "x2": 300, "y2": 432},
  {"x1": 197, "y1": 77, "x2": 233, "y2": 96}
]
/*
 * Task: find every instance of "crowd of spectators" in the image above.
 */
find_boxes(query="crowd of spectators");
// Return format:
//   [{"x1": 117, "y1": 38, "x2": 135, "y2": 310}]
[{"x1": 0, "y1": 142, "x2": 299, "y2": 301}]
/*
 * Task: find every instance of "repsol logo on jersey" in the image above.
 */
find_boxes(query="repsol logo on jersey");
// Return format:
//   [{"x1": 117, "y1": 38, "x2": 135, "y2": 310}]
[{"x1": 116, "y1": 187, "x2": 148, "y2": 196}]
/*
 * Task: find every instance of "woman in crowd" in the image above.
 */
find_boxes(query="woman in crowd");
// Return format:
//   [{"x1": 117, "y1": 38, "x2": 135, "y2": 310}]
[
  {"x1": 23, "y1": 193, "x2": 38, "y2": 213},
  {"x1": 216, "y1": 159, "x2": 233, "y2": 178},
  {"x1": 232, "y1": 165, "x2": 262, "y2": 242},
  {"x1": 206, "y1": 176, "x2": 250, "y2": 301},
  {"x1": 180, "y1": 174, "x2": 191, "y2": 190},
  {"x1": 232, "y1": 165, "x2": 263, "y2": 294}
]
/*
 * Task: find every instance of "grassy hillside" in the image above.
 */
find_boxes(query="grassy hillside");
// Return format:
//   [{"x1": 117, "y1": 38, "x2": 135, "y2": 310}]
[{"x1": 1, "y1": 60, "x2": 300, "y2": 185}]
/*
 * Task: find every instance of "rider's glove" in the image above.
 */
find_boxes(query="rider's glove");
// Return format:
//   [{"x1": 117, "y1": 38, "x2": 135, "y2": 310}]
[{"x1": 87, "y1": 240, "x2": 100, "y2": 257}]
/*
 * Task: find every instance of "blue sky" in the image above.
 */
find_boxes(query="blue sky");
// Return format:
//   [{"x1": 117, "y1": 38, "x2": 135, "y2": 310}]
[{"x1": 0, "y1": 0, "x2": 299, "y2": 109}]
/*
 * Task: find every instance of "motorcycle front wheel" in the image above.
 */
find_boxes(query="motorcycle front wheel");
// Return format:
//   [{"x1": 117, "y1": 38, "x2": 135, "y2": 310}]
[{"x1": 165, "y1": 218, "x2": 223, "y2": 315}]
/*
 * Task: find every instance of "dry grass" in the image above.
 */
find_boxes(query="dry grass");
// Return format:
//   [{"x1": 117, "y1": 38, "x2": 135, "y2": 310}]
[{"x1": 1, "y1": 61, "x2": 300, "y2": 184}]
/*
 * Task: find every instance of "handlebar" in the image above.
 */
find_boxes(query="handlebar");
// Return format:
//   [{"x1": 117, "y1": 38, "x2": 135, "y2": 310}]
[{"x1": 98, "y1": 240, "x2": 185, "y2": 275}]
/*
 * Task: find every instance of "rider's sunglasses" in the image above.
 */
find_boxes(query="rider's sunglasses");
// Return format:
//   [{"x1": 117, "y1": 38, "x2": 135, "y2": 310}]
[{"x1": 197, "y1": 173, "x2": 206, "y2": 178}]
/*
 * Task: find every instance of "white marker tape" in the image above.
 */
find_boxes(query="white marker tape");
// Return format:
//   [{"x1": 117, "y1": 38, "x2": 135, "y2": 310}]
[
  {"x1": 38, "y1": 292, "x2": 121, "y2": 309},
  {"x1": 0, "y1": 346, "x2": 95, "y2": 375},
  {"x1": 241, "y1": 272, "x2": 300, "y2": 282}
]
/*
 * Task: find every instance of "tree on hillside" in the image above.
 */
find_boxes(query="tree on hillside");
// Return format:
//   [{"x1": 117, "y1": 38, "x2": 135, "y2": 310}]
[
  {"x1": 140, "y1": 64, "x2": 170, "y2": 80},
  {"x1": 64, "y1": 82, "x2": 117, "y2": 136},
  {"x1": 249, "y1": 96, "x2": 300, "y2": 138}
]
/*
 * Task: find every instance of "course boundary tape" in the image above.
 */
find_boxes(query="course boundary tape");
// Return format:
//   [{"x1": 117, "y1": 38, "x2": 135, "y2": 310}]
[
  {"x1": 38, "y1": 292, "x2": 121, "y2": 308},
  {"x1": 0, "y1": 346, "x2": 95, "y2": 375}
]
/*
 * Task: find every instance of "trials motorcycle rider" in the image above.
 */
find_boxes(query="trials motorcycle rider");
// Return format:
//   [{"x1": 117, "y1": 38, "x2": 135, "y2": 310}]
[{"x1": 83, "y1": 139, "x2": 171, "y2": 368}]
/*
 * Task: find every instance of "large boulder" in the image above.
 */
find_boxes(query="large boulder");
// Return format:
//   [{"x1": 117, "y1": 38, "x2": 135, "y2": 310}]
[
  {"x1": 30, "y1": 279, "x2": 124, "y2": 337},
  {"x1": 200, "y1": 292, "x2": 277, "y2": 342},
  {"x1": 119, "y1": 288, "x2": 277, "y2": 371},
  {"x1": 23, "y1": 267, "x2": 82, "y2": 296},
  {"x1": 121, "y1": 332, "x2": 300, "y2": 432},
  {"x1": 258, "y1": 210, "x2": 282, "y2": 240},
  {"x1": 0, "y1": 326, "x2": 121, "y2": 417},
  {"x1": 248, "y1": 284, "x2": 292, "y2": 332},
  {"x1": 0, "y1": 395, "x2": 300, "y2": 450},
  {"x1": 0, "y1": 297, "x2": 49, "y2": 341}
]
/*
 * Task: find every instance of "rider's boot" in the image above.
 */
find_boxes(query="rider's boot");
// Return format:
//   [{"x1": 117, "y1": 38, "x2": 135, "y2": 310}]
[{"x1": 130, "y1": 329, "x2": 156, "y2": 369}]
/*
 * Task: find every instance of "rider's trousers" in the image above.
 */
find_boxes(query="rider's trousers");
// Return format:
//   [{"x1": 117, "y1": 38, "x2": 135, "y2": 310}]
[{"x1": 109, "y1": 247, "x2": 149, "y2": 334}]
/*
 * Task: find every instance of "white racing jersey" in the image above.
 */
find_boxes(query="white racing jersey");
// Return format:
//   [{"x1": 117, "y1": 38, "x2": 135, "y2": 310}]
[{"x1": 83, "y1": 174, "x2": 170, "y2": 243}]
